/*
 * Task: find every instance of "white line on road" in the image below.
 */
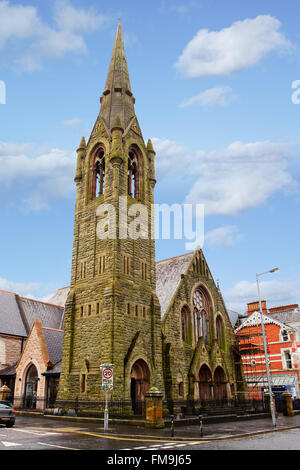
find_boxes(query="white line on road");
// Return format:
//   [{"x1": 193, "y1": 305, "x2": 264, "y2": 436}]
[
  {"x1": 37, "y1": 442, "x2": 79, "y2": 451},
  {"x1": 13, "y1": 429, "x2": 62, "y2": 436},
  {"x1": 1, "y1": 441, "x2": 22, "y2": 447}
]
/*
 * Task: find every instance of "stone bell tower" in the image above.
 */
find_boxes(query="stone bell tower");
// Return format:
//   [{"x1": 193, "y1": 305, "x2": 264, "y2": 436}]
[{"x1": 57, "y1": 21, "x2": 164, "y2": 406}]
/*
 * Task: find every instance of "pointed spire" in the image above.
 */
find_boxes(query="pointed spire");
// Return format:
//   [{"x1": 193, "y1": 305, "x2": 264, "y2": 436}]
[
  {"x1": 77, "y1": 136, "x2": 86, "y2": 151},
  {"x1": 147, "y1": 139, "x2": 155, "y2": 154},
  {"x1": 100, "y1": 21, "x2": 136, "y2": 132}
]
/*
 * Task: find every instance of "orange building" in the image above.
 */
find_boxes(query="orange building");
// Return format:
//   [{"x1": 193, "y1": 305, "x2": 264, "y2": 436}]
[{"x1": 235, "y1": 301, "x2": 300, "y2": 404}]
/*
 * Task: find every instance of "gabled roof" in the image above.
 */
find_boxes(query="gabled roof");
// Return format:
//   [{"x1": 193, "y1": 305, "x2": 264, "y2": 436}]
[
  {"x1": 0, "y1": 291, "x2": 28, "y2": 337},
  {"x1": 48, "y1": 287, "x2": 70, "y2": 307},
  {"x1": 156, "y1": 252, "x2": 194, "y2": 318},
  {"x1": 19, "y1": 297, "x2": 64, "y2": 331},
  {"x1": 268, "y1": 306, "x2": 300, "y2": 324},
  {"x1": 235, "y1": 311, "x2": 296, "y2": 333},
  {"x1": 42, "y1": 327, "x2": 64, "y2": 367},
  {"x1": 0, "y1": 362, "x2": 17, "y2": 377},
  {"x1": 0, "y1": 290, "x2": 64, "y2": 339},
  {"x1": 227, "y1": 309, "x2": 242, "y2": 328}
]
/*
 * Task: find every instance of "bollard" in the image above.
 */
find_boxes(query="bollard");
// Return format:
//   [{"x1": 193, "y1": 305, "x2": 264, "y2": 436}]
[
  {"x1": 199, "y1": 414, "x2": 203, "y2": 437},
  {"x1": 170, "y1": 414, "x2": 175, "y2": 437}
]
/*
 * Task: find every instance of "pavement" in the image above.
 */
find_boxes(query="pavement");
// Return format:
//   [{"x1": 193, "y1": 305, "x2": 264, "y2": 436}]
[{"x1": 16, "y1": 410, "x2": 300, "y2": 442}]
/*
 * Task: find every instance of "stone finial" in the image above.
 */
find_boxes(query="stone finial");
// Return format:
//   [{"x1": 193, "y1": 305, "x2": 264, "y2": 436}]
[
  {"x1": 77, "y1": 136, "x2": 86, "y2": 152},
  {"x1": 147, "y1": 139, "x2": 155, "y2": 154}
]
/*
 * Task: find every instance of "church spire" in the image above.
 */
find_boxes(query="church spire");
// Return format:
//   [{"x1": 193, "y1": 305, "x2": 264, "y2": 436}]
[{"x1": 99, "y1": 20, "x2": 136, "y2": 131}]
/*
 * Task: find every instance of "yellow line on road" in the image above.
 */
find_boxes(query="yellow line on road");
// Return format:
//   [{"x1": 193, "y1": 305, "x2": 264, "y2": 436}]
[
  {"x1": 29, "y1": 426, "x2": 293, "y2": 445},
  {"x1": 31, "y1": 427, "x2": 208, "y2": 444}
]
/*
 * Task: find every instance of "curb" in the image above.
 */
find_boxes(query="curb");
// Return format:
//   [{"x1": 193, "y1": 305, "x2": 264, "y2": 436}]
[{"x1": 14, "y1": 411, "x2": 300, "y2": 442}]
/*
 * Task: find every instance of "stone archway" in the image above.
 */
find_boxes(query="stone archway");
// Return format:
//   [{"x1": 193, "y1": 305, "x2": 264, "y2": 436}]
[
  {"x1": 130, "y1": 359, "x2": 150, "y2": 414},
  {"x1": 23, "y1": 364, "x2": 38, "y2": 409},
  {"x1": 213, "y1": 366, "x2": 228, "y2": 401},
  {"x1": 198, "y1": 364, "x2": 212, "y2": 401}
]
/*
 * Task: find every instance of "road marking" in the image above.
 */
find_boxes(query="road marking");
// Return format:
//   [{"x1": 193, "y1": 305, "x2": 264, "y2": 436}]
[
  {"x1": 37, "y1": 442, "x2": 79, "y2": 451},
  {"x1": 32, "y1": 426, "x2": 212, "y2": 444},
  {"x1": 13, "y1": 429, "x2": 62, "y2": 436},
  {"x1": 1, "y1": 441, "x2": 22, "y2": 447}
]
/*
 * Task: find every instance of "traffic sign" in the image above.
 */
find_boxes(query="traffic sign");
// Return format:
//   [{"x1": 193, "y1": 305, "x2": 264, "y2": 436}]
[{"x1": 100, "y1": 363, "x2": 114, "y2": 391}]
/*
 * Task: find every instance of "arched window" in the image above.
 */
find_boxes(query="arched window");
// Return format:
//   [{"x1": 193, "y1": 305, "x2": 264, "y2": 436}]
[
  {"x1": 216, "y1": 315, "x2": 224, "y2": 347},
  {"x1": 181, "y1": 306, "x2": 190, "y2": 342},
  {"x1": 177, "y1": 373, "x2": 184, "y2": 398},
  {"x1": 193, "y1": 287, "x2": 211, "y2": 344},
  {"x1": 24, "y1": 364, "x2": 38, "y2": 410},
  {"x1": 128, "y1": 147, "x2": 141, "y2": 199},
  {"x1": 90, "y1": 147, "x2": 105, "y2": 198}
]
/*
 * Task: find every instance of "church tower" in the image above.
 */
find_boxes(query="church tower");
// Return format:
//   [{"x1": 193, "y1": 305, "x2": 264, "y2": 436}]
[{"x1": 57, "y1": 22, "x2": 164, "y2": 408}]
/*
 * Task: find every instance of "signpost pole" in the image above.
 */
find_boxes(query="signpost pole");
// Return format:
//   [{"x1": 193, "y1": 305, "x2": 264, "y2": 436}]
[
  {"x1": 104, "y1": 389, "x2": 109, "y2": 432},
  {"x1": 100, "y1": 363, "x2": 114, "y2": 433}
]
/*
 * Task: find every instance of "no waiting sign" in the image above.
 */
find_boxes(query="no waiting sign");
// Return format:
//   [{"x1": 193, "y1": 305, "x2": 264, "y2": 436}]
[{"x1": 100, "y1": 363, "x2": 114, "y2": 390}]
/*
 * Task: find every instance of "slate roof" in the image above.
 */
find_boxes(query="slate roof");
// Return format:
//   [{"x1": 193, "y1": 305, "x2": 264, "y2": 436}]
[
  {"x1": 42, "y1": 327, "x2": 64, "y2": 367},
  {"x1": 0, "y1": 291, "x2": 64, "y2": 339},
  {"x1": 48, "y1": 287, "x2": 70, "y2": 308},
  {"x1": 235, "y1": 311, "x2": 295, "y2": 332},
  {"x1": 20, "y1": 297, "x2": 64, "y2": 331},
  {"x1": 227, "y1": 309, "x2": 242, "y2": 328},
  {"x1": 268, "y1": 306, "x2": 300, "y2": 324},
  {"x1": 42, "y1": 360, "x2": 61, "y2": 376},
  {"x1": 156, "y1": 252, "x2": 194, "y2": 318},
  {"x1": 0, "y1": 291, "x2": 28, "y2": 337},
  {"x1": 0, "y1": 362, "x2": 17, "y2": 377}
]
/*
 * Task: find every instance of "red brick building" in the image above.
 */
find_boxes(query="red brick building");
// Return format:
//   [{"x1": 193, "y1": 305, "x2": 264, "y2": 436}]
[{"x1": 235, "y1": 301, "x2": 300, "y2": 401}]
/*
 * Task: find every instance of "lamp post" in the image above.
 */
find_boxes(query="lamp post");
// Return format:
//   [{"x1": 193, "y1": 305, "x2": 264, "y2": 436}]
[{"x1": 256, "y1": 267, "x2": 279, "y2": 427}]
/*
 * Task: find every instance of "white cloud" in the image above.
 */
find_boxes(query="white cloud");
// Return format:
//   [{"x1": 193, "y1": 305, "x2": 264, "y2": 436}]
[
  {"x1": 0, "y1": 0, "x2": 108, "y2": 71},
  {"x1": 184, "y1": 140, "x2": 297, "y2": 216},
  {"x1": 54, "y1": 0, "x2": 107, "y2": 32},
  {"x1": 151, "y1": 137, "x2": 189, "y2": 177},
  {"x1": 0, "y1": 1, "x2": 42, "y2": 48},
  {"x1": 205, "y1": 225, "x2": 242, "y2": 247},
  {"x1": 0, "y1": 141, "x2": 76, "y2": 212},
  {"x1": 180, "y1": 86, "x2": 235, "y2": 108},
  {"x1": 223, "y1": 279, "x2": 300, "y2": 313},
  {"x1": 175, "y1": 15, "x2": 292, "y2": 77},
  {"x1": 0, "y1": 277, "x2": 40, "y2": 297}
]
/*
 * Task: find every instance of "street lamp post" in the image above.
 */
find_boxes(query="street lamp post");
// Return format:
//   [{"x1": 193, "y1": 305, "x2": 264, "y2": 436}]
[{"x1": 256, "y1": 267, "x2": 279, "y2": 427}]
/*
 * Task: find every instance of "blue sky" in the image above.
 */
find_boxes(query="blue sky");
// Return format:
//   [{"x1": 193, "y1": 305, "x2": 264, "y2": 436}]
[{"x1": 0, "y1": 0, "x2": 300, "y2": 312}]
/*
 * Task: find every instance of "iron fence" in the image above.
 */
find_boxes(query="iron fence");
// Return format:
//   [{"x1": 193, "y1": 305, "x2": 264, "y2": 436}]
[{"x1": 10, "y1": 395, "x2": 300, "y2": 418}]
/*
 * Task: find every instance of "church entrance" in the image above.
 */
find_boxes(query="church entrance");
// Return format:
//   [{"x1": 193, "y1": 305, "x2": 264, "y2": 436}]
[
  {"x1": 198, "y1": 364, "x2": 212, "y2": 400},
  {"x1": 213, "y1": 366, "x2": 228, "y2": 400},
  {"x1": 23, "y1": 364, "x2": 38, "y2": 409},
  {"x1": 130, "y1": 359, "x2": 150, "y2": 415}
]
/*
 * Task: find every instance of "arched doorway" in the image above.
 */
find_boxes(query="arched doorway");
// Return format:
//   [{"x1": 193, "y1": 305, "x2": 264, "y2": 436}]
[
  {"x1": 23, "y1": 364, "x2": 38, "y2": 409},
  {"x1": 213, "y1": 366, "x2": 228, "y2": 401},
  {"x1": 130, "y1": 359, "x2": 150, "y2": 415},
  {"x1": 198, "y1": 364, "x2": 212, "y2": 401}
]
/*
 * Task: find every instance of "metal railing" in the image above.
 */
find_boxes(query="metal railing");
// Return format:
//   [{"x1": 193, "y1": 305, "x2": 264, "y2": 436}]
[{"x1": 11, "y1": 395, "x2": 300, "y2": 417}]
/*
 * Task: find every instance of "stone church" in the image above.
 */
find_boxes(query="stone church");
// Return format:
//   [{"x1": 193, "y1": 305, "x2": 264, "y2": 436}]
[{"x1": 56, "y1": 21, "x2": 245, "y2": 412}]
